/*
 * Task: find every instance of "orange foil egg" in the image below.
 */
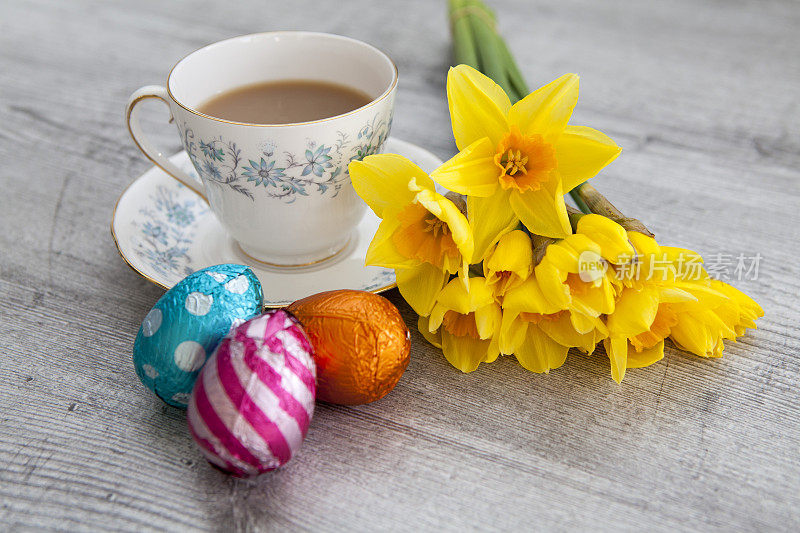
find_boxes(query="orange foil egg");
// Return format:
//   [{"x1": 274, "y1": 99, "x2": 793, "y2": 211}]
[{"x1": 288, "y1": 290, "x2": 410, "y2": 405}]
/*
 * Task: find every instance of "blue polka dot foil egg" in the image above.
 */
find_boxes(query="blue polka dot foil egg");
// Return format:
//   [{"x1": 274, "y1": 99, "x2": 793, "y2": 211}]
[{"x1": 133, "y1": 264, "x2": 263, "y2": 408}]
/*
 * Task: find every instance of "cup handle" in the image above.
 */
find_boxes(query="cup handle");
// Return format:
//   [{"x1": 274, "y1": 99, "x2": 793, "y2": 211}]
[{"x1": 126, "y1": 85, "x2": 206, "y2": 200}]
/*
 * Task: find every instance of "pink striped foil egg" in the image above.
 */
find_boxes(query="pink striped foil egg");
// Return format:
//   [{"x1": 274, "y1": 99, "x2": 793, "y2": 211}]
[{"x1": 187, "y1": 309, "x2": 316, "y2": 477}]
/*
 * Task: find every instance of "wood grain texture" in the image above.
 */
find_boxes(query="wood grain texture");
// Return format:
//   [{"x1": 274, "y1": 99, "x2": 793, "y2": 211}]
[{"x1": 1, "y1": 0, "x2": 799, "y2": 531}]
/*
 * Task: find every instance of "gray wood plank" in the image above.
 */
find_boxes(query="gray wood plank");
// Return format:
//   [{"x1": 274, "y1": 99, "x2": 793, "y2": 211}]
[{"x1": 1, "y1": 0, "x2": 798, "y2": 531}]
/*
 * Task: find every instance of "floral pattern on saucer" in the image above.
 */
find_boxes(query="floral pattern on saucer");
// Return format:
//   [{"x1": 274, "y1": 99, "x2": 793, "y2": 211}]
[
  {"x1": 179, "y1": 111, "x2": 392, "y2": 203},
  {"x1": 130, "y1": 175, "x2": 209, "y2": 281}
]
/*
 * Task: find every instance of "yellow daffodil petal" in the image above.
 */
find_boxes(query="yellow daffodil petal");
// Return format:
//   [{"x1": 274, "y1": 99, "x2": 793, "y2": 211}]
[
  {"x1": 534, "y1": 260, "x2": 571, "y2": 309},
  {"x1": 658, "y1": 285, "x2": 697, "y2": 304},
  {"x1": 499, "y1": 310, "x2": 527, "y2": 354},
  {"x1": 570, "y1": 309, "x2": 598, "y2": 333},
  {"x1": 436, "y1": 276, "x2": 495, "y2": 314},
  {"x1": 467, "y1": 189, "x2": 519, "y2": 263},
  {"x1": 509, "y1": 177, "x2": 571, "y2": 239},
  {"x1": 395, "y1": 263, "x2": 449, "y2": 316},
  {"x1": 474, "y1": 303, "x2": 502, "y2": 340},
  {"x1": 430, "y1": 138, "x2": 499, "y2": 197},
  {"x1": 508, "y1": 73, "x2": 579, "y2": 142},
  {"x1": 484, "y1": 230, "x2": 533, "y2": 294},
  {"x1": 485, "y1": 230, "x2": 533, "y2": 279},
  {"x1": 630, "y1": 305, "x2": 676, "y2": 351},
  {"x1": 627, "y1": 340, "x2": 664, "y2": 369},
  {"x1": 707, "y1": 305, "x2": 738, "y2": 340},
  {"x1": 365, "y1": 216, "x2": 417, "y2": 269},
  {"x1": 564, "y1": 233, "x2": 604, "y2": 254},
  {"x1": 541, "y1": 241, "x2": 581, "y2": 273},
  {"x1": 514, "y1": 324, "x2": 569, "y2": 373},
  {"x1": 670, "y1": 311, "x2": 720, "y2": 358},
  {"x1": 669, "y1": 283, "x2": 725, "y2": 310},
  {"x1": 545, "y1": 234, "x2": 601, "y2": 273},
  {"x1": 711, "y1": 308, "x2": 738, "y2": 341},
  {"x1": 441, "y1": 331, "x2": 493, "y2": 373},
  {"x1": 570, "y1": 277, "x2": 615, "y2": 318},
  {"x1": 418, "y1": 316, "x2": 442, "y2": 348},
  {"x1": 607, "y1": 286, "x2": 660, "y2": 337},
  {"x1": 484, "y1": 338, "x2": 501, "y2": 363},
  {"x1": 660, "y1": 246, "x2": 704, "y2": 264},
  {"x1": 604, "y1": 336, "x2": 629, "y2": 383},
  {"x1": 502, "y1": 276, "x2": 565, "y2": 315},
  {"x1": 414, "y1": 188, "x2": 474, "y2": 272},
  {"x1": 349, "y1": 154, "x2": 435, "y2": 218},
  {"x1": 599, "y1": 277, "x2": 617, "y2": 313},
  {"x1": 711, "y1": 280, "x2": 764, "y2": 320},
  {"x1": 575, "y1": 214, "x2": 633, "y2": 264},
  {"x1": 555, "y1": 126, "x2": 621, "y2": 193},
  {"x1": 628, "y1": 231, "x2": 661, "y2": 257},
  {"x1": 428, "y1": 302, "x2": 447, "y2": 332},
  {"x1": 447, "y1": 65, "x2": 511, "y2": 150},
  {"x1": 538, "y1": 312, "x2": 605, "y2": 353},
  {"x1": 660, "y1": 246, "x2": 708, "y2": 281}
]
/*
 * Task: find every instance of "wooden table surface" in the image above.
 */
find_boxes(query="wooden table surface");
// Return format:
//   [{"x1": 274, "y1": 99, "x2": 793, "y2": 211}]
[{"x1": 2, "y1": 0, "x2": 799, "y2": 530}]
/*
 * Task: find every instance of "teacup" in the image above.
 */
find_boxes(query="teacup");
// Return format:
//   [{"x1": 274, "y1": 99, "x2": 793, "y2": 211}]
[{"x1": 126, "y1": 32, "x2": 396, "y2": 266}]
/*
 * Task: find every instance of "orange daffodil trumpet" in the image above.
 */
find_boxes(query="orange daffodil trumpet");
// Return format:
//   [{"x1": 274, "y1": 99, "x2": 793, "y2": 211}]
[{"x1": 348, "y1": 59, "x2": 762, "y2": 381}]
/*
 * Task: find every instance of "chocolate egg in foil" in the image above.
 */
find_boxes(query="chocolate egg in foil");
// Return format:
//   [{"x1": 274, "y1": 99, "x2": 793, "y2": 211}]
[
  {"x1": 187, "y1": 310, "x2": 317, "y2": 477},
  {"x1": 133, "y1": 264, "x2": 263, "y2": 408},
  {"x1": 288, "y1": 289, "x2": 410, "y2": 405}
]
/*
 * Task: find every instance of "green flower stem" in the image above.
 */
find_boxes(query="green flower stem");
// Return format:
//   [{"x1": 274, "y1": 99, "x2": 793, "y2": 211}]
[
  {"x1": 569, "y1": 189, "x2": 592, "y2": 215},
  {"x1": 448, "y1": 0, "x2": 480, "y2": 69},
  {"x1": 460, "y1": 0, "x2": 514, "y2": 97},
  {"x1": 496, "y1": 32, "x2": 529, "y2": 103}
]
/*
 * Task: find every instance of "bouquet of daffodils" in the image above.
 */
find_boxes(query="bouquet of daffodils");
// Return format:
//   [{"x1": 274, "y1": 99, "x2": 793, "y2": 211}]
[{"x1": 348, "y1": 0, "x2": 762, "y2": 382}]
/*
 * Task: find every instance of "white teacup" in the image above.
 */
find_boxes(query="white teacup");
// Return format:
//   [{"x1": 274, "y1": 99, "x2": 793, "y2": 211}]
[{"x1": 126, "y1": 32, "x2": 397, "y2": 266}]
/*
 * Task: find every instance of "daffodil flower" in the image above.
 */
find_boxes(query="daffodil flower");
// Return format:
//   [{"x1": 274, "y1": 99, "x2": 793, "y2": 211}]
[
  {"x1": 421, "y1": 277, "x2": 502, "y2": 372},
  {"x1": 483, "y1": 229, "x2": 533, "y2": 300},
  {"x1": 430, "y1": 65, "x2": 621, "y2": 257},
  {"x1": 349, "y1": 154, "x2": 474, "y2": 316},
  {"x1": 634, "y1": 281, "x2": 724, "y2": 360},
  {"x1": 500, "y1": 277, "x2": 607, "y2": 373},
  {"x1": 707, "y1": 280, "x2": 763, "y2": 338},
  {"x1": 520, "y1": 214, "x2": 675, "y2": 382},
  {"x1": 629, "y1": 260, "x2": 764, "y2": 361},
  {"x1": 601, "y1": 232, "x2": 678, "y2": 381},
  {"x1": 603, "y1": 293, "x2": 689, "y2": 383},
  {"x1": 602, "y1": 234, "x2": 761, "y2": 382},
  {"x1": 628, "y1": 246, "x2": 722, "y2": 359},
  {"x1": 535, "y1": 231, "x2": 624, "y2": 333}
]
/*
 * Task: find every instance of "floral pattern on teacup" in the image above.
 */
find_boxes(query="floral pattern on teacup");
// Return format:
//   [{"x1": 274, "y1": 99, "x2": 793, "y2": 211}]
[{"x1": 178, "y1": 111, "x2": 392, "y2": 203}]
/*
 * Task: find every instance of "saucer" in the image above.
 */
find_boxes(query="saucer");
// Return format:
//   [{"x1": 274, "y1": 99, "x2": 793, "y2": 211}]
[{"x1": 112, "y1": 138, "x2": 443, "y2": 307}]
